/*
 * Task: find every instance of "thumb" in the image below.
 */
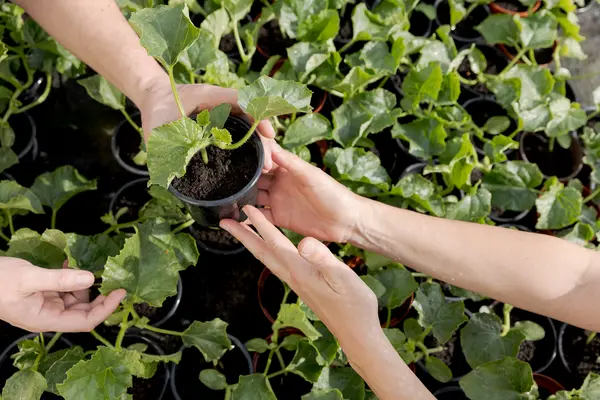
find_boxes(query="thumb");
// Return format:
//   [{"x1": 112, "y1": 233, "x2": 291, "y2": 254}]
[
  {"x1": 298, "y1": 238, "x2": 346, "y2": 279},
  {"x1": 19, "y1": 265, "x2": 95, "y2": 293}
]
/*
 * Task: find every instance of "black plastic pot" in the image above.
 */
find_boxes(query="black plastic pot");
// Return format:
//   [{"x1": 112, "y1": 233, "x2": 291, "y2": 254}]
[
  {"x1": 462, "y1": 97, "x2": 518, "y2": 157},
  {"x1": 169, "y1": 116, "x2": 264, "y2": 227},
  {"x1": 435, "y1": 0, "x2": 490, "y2": 44},
  {"x1": 409, "y1": 10, "x2": 434, "y2": 38},
  {"x1": 434, "y1": 386, "x2": 469, "y2": 400},
  {"x1": 109, "y1": 177, "x2": 151, "y2": 223},
  {"x1": 170, "y1": 335, "x2": 253, "y2": 400},
  {"x1": 123, "y1": 334, "x2": 170, "y2": 400},
  {"x1": 256, "y1": 20, "x2": 296, "y2": 59},
  {"x1": 499, "y1": 223, "x2": 532, "y2": 232},
  {"x1": 519, "y1": 131, "x2": 583, "y2": 181},
  {"x1": 490, "y1": 209, "x2": 530, "y2": 224},
  {"x1": 458, "y1": 44, "x2": 509, "y2": 99},
  {"x1": 188, "y1": 224, "x2": 246, "y2": 256},
  {"x1": 18, "y1": 73, "x2": 48, "y2": 105},
  {"x1": 11, "y1": 111, "x2": 38, "y2": 162},
  {"x1": 558, "y1": 323, "x2": 600, "y2": 382},
  {"x1": 111, "y1": 111, "x2": 148, "y2": 176},
  {"x1": 134, "y1": 278, "x2": 183, "y2": 328}
]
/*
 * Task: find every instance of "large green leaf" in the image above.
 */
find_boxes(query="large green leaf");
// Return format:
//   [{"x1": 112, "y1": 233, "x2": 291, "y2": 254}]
[
  {"x1": 231, "y1": 374, "x2": 277, "y2": 400},
  {"x1": 77, "y1": 75, "x2": 125, "y2": 110},
  {"x1": 314, "y1": 367, "x2": 365, "y2": 400},
  {"x1": 0, "y1": 180, "x2": 43, "y2": 214},
  {"x1": 461, "y1": 313, "x2": 524, "y2": 369},
  {"x1": 324, "y1": 148, "x2": 391, "y2": 194},
  {"x1": 182, "y1": 319, "x2": 232, "y2": 363},
  {"x1": 413, "y1": 282, "x2": 467, "y2": 344},
  {"x1": 39, "y1": 347, "x2": 86, "y2": 395},
  {"x1": 445, "y1": 188, "x2": 492, "y2": 222},
  {"x1": 545, "y1": 97, "x2": 587, "y2": 138},
  {"x1": 283, "y1": 114, "x2": 333, "y2": 149},
  {"x1": 401, "y1": 63, "x2": 443, "y2": 109},
  {"x1": 370, "y1": 266, "x2": 418, "y2": 310},
  {"x1": 129, "y1": 4, "x2": 200, "y2": 68},
  {"x1": 64, "y1": 233, "x2": 124, "y2": 276},
  {"x1": 200, "y1": 9, "x2": 230, "y2": 46},
  {"x1": 351, "y1": 3, "x2": 392, "y2": 41},
  {"x1": 536, "y1": 178, "x2": 582, "y2": 230},
  {"x1": 298, "y1": 9, "x2": 340, "y2": 42},
  {"x1": 459, "y1": 357, "x2": 534, "y2": 400},
  {"x1": 515, "y1": 12, "x2": 557, "y2": 50},
  {"x1": 483, "y1": 161, "x2": 543, "y2": 212},
  {"x1": 313, "y1": 321, "x2": 339, "y2": 365},
  {"x1": 2, "y1": 369, "x2": 47, "y2": 400},
  {"x1": 345, "y1": 40, "x2": 403, "y2": 75},
  {"x1": 222, "y1": 0, "x2": 253, "y2": 22},
  {"x1": 504, "y1": 65, "x2": 555, "y2": 111},
  {"x1": 476, "y1": 14, "x2": 519, "y2": 45},
  {"x1": 238, "y1": 76, "x2": 312, "y2": 121},
  {"x1": 100, "y1": 218, "x2": 199, "y2": 306},
  {"x1": 6, "y1": 228, "x2": 66, "y2": 269},
  {"x1": 180, "y1": 29, "x2": 223, "y2": 72},
  {"x1": 273, "y1": 304, "x2": 321, "y2": 341},
  {"x1": 31, "y1": 166, "x2": 97, "y2": 214},
  {"x1": 391, "y1": 117, "x2": 447, "y2": 159},
  {"x1": 287, "y1": 341, "x2": 324, "y2": 382},
  {"x1": 387, "y1": 174, "x2": 445, "y2": 216},
  {"x1": 580, "y1": 373, "x2": 600, "y2": 399},
  {"x1": 57, "y1": 347, "x2": 132, "y2": 400},
  {"x1": 0, "y1": 147, "x2": 18, "y2": 174},
  {"x1": 200, "y1": 369, "x2": 228, "y2": 390},
  {"x1": 287, "y1": 41, "x2": 335, "y2": 79}
]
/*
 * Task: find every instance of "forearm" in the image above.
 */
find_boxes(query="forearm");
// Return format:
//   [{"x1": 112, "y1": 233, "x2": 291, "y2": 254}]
[
  {"x1": 352, "y1": 198, "x2": 600, "y2": 332},
  {"x1": 342, "y1": 330, "x2": 435, "y2": 400},
  {"x1": 15, "y1": 0, "x2": 168, "y2": 108}
]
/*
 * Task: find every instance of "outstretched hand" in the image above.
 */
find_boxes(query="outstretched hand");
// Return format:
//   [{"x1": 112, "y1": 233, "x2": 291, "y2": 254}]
[
  {"x1": 140, "y1": 82, "x2": 277, "y2": 171},
  {"x1": 0, "y1": 258, "x2": 126, "y2": 332}
]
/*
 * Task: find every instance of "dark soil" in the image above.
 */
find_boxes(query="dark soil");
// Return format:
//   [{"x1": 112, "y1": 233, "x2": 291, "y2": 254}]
[
  {"x1": 122, "y1": 336, "x2": 169, "y2": 400},
  {"x1": 110, "y1": 179, "x2": 151, "y2": 223},
  {"x1": 560, "y1": 325, "x2": 600, "y2": 380},
  {"x1": 220, "y1": 33, "x2": 237, "y2": 54},
  {"x1": 189, "y1": 225, "x2": 243, "y2": 252},
  {"x1": 172, "y1": 126, "x2": 259, "y2": 201},
  {"x1": 257, "y1": 20, "x2": 296, "y2": 58},
  {"x1": 114, "y1": 113, "x2": 145, "y2": 169},
  {"x1": 378, "y1": 295, "x2": 413, "y2": 328},
  {"x1": 409, "y1": 11, "x2": 433, "y2": 37},
  {"x1": 458, "y1": 45, "x2": 508, "y2": 95},
  {"x1": 437, "y1": 1, "x2": 489, "y2": 40},
  {"x1": 520, "y1": 132, "x2": 583, "y2": 179}
]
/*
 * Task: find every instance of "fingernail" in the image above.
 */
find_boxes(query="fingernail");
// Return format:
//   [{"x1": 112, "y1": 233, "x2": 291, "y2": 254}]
[
  {"x1": 220, "y1": 222, "x2": 231, "y2": 232},
  {"x1": 77, "y1": 272, "x2": 93, "y2": 286},
  {"x1": 300, "y1": 240, "x2": 314, "y2": 257}
]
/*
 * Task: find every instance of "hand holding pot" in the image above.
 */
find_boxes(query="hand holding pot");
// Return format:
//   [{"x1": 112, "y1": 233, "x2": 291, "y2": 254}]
[
  {"x1": 255, "y1": 145, "x2": 364, "y2": 243},
  {"x1": 140, "y1": 81, "x2": 277, "y2": 171},
  {"x1": 0, "y1": 258, "x2": 126, "y2": 332}
]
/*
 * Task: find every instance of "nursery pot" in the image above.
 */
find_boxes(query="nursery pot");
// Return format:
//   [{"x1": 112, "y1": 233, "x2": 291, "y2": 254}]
[
  {"x1": 533, "y1": 373, "x2": 565, "y2": 396},
  {"x1": 462, "y1": 97, "x2": 519, "y2": 157},
  {"x1": 409, "y1": 10, "x2": 434, "y2": 38},
  {"x1": 170, "y1": 335, "x2": 253, "y2": 400},
  {"x1": 123, "y1": 334, "x2": 170, "y2": 400},
  {"x1": 519, "y1": 131, "x2": 583, "y2": 182},
  {"x1": 558, "y1": 323, "x2": 600, "y2": 381},
  {"x1": 498, "y1": 42, "x2": 557, "y2": 67},
  {"x1": 11, "y1": 111, "x2": 38, "y2": 163},
  {"x1": 168, "y1": 116, "x2": 264, "y2": 227},
  {"x1": 133, "y1": 278, "x2": 183, "y2": 328},
  {"x1": 188, "y1": 224, "x2": 246, "y2": 256},
  {"x1": 435, "y1": 0, "x2": 490, "y2": 44},
  {"x1": 490, "y1": 208, "x2": 530, "y2": 224},
  {"x1": 109, "y1": 177, "x2": 151, "y2": 223},
  {"x1": 258, "y1": 268, "x2": 297, "y2": 324},
  {"x1": 111, "y1": 111, "x2": 149, "y2": 176},
  {"x1": 457, "y1": 44, "x2": 509, "y2": 98},
  {"x1": 256, "y1": 20, "x2": 296, "y2": 59},
  {"x1": 489, "y1": 0, "x2": 542, "y2": 16}
]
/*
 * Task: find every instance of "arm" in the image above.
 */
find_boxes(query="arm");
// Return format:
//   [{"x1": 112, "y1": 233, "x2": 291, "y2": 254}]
[{"x1": 221, "y1": 209, "x2": 435, "y2": 400}]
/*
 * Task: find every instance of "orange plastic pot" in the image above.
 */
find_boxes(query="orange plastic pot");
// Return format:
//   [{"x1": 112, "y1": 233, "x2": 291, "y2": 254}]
[
  {"x1": 489, "y1": 0, "x2": 541, "y2": 16},
  {"x1": 533, "y1": 374, "x2": 565, "y2": 393},
  {"x1": 498, "y1": 42, "x2": 557, "y2": 68}
]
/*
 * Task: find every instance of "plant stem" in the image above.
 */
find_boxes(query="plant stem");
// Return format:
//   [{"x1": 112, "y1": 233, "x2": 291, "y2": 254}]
[
  {"x1": 91, "y1": 330, "x2": 115, "y2": 348},
  {"x1": 102, "y1": 219, "x2": 141, "y2": 235},
  {"x1": 200, "y1": 148, "x2": 209, "y2": 164},
  {"x1": 223, "y1": 120, "x2": 261, "y2": 150},
  {"x1": 167, "y1": 67, "x2": 187, "y2": 119},
  {"x1": 586, "y1": 331, "x2": 597, "y2": 345},
  {"x1": 500, "y1": 47, "x2": 528, "y2": 75},
  {"x1": 426, "y1": 346, "x2": 445, "y2": 355},
  {"x1": 528, "y1": 49, "x2": 536, "y2": 65},
  {"x1": 548, "y1": 137, "x2": 555, "y2": 152},
  {"x1": 385, "y1": 307, "x2": 393, "y2": 328},
  {"x1": 411, "y1": 272, "x2": 430, "y2": 278},
  {"x1": 458, "y1": 76, "x2": 478, "y2": 85},
  {"x1": 377, "y1": 76, "x2": 390, "y2": 89},
  {"x1": 500, "y1": 304, "x2": 513, "y2": 337},
  {"x1": 0, "y1": 230, "x2": 9, "y2": 242},
  {"x1": 281, "y1": 284, "x2": 291, "y2": 305},
  {"x1": 339, "y1": 39, "x2": 356, "y2": 54},
  {"x1": 120, "y1": 109, "x2": 142, "y2": 135},
  {"x1": 464, "y1": 2, "x2": 478, "y2": 17},
  {"x1": 225, "y1": 388, "x2": 232, "y2": 400},
  {"x1": 5, "y1": 210, "x2": 14, "y2": 235},
  {"x1": 45, "y1": 333, "x2": 62, "y2": 353},
  {"x1": 584, "y1": 187, "x2": 600, "y2": 203},
  {"x1": 142, "y1": 324, "x2": 185, "y2": 337},
  {"x1": 172, "y1": 218, "x2": 195, "y2": 234},
  {"x1": 51, "y1": 209, "x2": 58, "y2": 230},
  {"x1": 275, "y1": 349, "x2": 287, "y2": 374},
  {"x1": 14, "y1": 72, "x2": 53, "y2": 115},
  {"x1": 263, "y1": 348, "x2": 276, "y2": 375},
  {"x1": 267, "y1": 369, "x2": 287, "y2": 379},
  {"x1": 115, "y1": 307, "x2": 131, "y2": 350},
  {"x1": 232, "y1": 21, "x2": 249, "y2": 62},
  {"x1": 588, "y1": 109, "x2": 600, "y2": 121}
]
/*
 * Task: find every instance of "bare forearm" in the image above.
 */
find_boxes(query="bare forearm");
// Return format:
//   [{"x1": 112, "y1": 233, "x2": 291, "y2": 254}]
[
  {"x1": 15, "y1": 0, "x2": 167, "y2": 108},
  {"x1": 352, "y1": 198, "x2": 600, "y2": 332}
]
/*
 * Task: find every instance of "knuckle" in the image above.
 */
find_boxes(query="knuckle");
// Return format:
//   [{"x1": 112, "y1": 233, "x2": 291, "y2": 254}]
[{"x1": 56, "y1": 270, "x2": 69, "y2": 291}]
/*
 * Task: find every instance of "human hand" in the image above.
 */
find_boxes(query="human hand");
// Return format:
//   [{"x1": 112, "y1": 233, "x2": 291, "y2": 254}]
[
  {"x1": 255, "y1": 145, "x2": 365, "y2": 243},
  {"x1": 140, "y1": 81, "x2": 276, "y2": 171},
  {"x1": 221, "y1": 206, "x2": 384, "y2": 350},
  {"x1": 0, "y1": 258, "x2": 126, "y2": 332}
]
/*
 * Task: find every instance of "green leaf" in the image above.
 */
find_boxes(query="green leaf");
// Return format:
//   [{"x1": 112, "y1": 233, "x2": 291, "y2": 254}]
[
  {"x1": 231, "y1": 374, "x2": 277, "y2": 400},
  {"x1": 77, "y1": 75, "x2": 125, "y2": 110},
  {"x1": 510, "y1": 321, "x2": 545, "y2": 341},
  {"x1": 0, "y1": 180, "x2": 43, "y2": 214},
  {"x1": 414, "y1": 282, "x2": 468, "y2": 343},
  {"x1": 211, "y1": 127, "x2": 232, "y2": 145},
  {"x1": 483, "y1": 135, "x2": 519, "y2": 163},
  {"x1": 283, "y1": 114, "x2": 333, "y2": 149},
  {"x1": 314, "y1": 367, "x2": 365, "y2": 400},
  {"x1": 129, "y1": 4, "x2": 200, "y2": 68},
  {"x1": 180, "y1": 30, "x2": 224, "y2": 72},
  {"x1": 64, "y1": 233, "x2": 124, "y2": 276},
  {"x1": 302, "y1": 389, "x2": 344, "y2": 400},
  {"x1": 324, "y1": 148, "x2": 391, "y2": 194},
  {"x1": 580, "y1": 373, "x2": 600, "y2": 399},
  {"x1": 6, "y1": 228, "x2": 66, "y2": 269},
  {"x1": 238, "y1": 76, "x2": 312, "y2": 121},
  {"x1": 273, "y1": 304, "x2": 321, "y2": 341},
  {"x1": 546, "y1": 97, "x2": 587, "y2": 138},
  {"x1": 298, "y1": 9, "x2": 340, "y2": 42},
  {"x1": 438, "y1": 71, "x2": 461, "y2": 103},
  {"x1": 559, "y1": 222, "x2": 595, "y2": 246},
  {"x1": 387, "y1": 174, "x2": 445, "y2": 216},
  {"x1": 426, "y1": 357, "x2": 453, "y2": 383},
  {"x1": 351, "y1": 3, "x2": 391, "y2": 41},
  {"x1": 445, "y1": 188, "x2": 492, "y2": 222},
  {"x1": 287, "y1": 42, "x2": 335, "y2": 78},
  {"x1": 200, "y1": 369, "x2": 228, "y2": 390},
  {"x1": 361, "y1": 275, "x2": 387, "y2": 298},
  {"x1": 483, "y1": 161, "x2": 543, "y2": 212},
  {"x1": 504, "y1": 65, "x2": 555, "y2": 111},
  {"x1": 459, "y1": 357, "x2": 534, "y2": 400},
  {"x1": 0, "y1": 147, "x2": 18, "y2": 174},
  {"x1": 31, "y1": 166, "x2": 97, "y2": 213},
  {"x1": 2, "y1": 369, "x2": 47, "y2": 400},
  {"x1": 287, "y1": 341, "x2": 324, "y2": 383},
  {"x1": 536, "y1": 178, "x2": 582, "y2": 230},
  {"x1": 416, "y1": 41, "x2": 451, "y2": 73},
  {"x1": 476, "y1": 14, "x2": 519, "y2": 45},
  {"x1": 401, "y1": 63, "x2": 443, "y2": 109},
  {"x1": 40, "y1": 347, "x2": 85, "y2": 395},
  {"x1": 200, "y1": 9, "x2": 231, "y2": 46},
  {"x1": 57, "y1": 347, "x2": 132, "y2": 400},
  {"x1": 182, "y1": 319, "x2": 232, "y2": 363},
  {"x1": 147, "y1": 117, "x2": 209, "y2": 189},
  {"x1": 100, "y1": 218, "x2": 198, "y2": 306},
  {"x1": 370, "y1": 266, "x2": 418, "y2": 310},
  {"x1": 245, "y1": 338, "x2": 270, "y2": 353},
  {"x1": 515, "y1": 12, "x2": 557, "y2": 50},
  {"x1": 12, "y1": 338, "x2": 43, "y2": 370},
  {"x1": 313, "y1": 321, "x2": 339, "y2": 365},
  {"x1": 364, "y1": 251, "x2": 396, "y2": 271},
  {"x1": 392, "y1": 117, "x2": 447, "y2": 159},
  {"x1": 461, "y1": 313, "x2": 524, "y2": 369},
  {"x1": 483, "y1": 116, "x2": 511, "y2": 135}
]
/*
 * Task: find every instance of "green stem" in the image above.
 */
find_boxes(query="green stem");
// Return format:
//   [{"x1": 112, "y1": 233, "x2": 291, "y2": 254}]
[
  {"x1": 172, "y1": 218, "x2": 195, "y2": 234},
  {"x1": 415, "y1": 342, "x2": 430, "y2": 359},
  {"x1": 5, "y1": 210, "x2": 14, "y2": 235},
  {"x1": 275, "y1": 349, "x2": 287, "y2": 374},
  {"x1": 584, "y1": 187, "x2": 600, "y2": 204},
  {"x1": 263, "y1": 348, "x2": 276, "y2": 375},
  {"x1": 425, "y1": 346, "x2": 445, "y2": 355},
  {"x1": 0, "y1": 230, "x2": 9, "y2": 242},
  {"x1": 267, "y1": 369, "x2": 287, "y2": 379},
  {"x1": 500, "y1": 47, "x2": 528, "y2": 76},
  {"x1": 45, "y1": 333, "x2": 62, "y2": 353},
  {"x1": 377, "y1": 76, "x2": 390, "y2": 89},
  {"x1": 223, "y1": 120, "x2": 260, "y2": 150},
  {"x1": 167, "y1": 67, "x2": 187, "y2": 119},
  {"x1": 120, "y1": 109, "x2": 142, "y2": 135},
  {"x1": 115, "y1": 307, "x2": 131, "y2": 350},
  {"x1": 225, "y1": 387, "x2": 232, "y2": 400},
  {"x1": 548, "y1": 137, "x2": 555, "y2": 153},
  {"x1": 500, "y1": 304, "x2": 513, "y2": 337},
  {"x1": 232, "y1": 21, "x2": 249, "y2": 62},
  {"x1": 508, "y1": 126, "x2": 522, "y2": 140},
  {"x1": 464, "y1": 2, "x2": 478, "y2": 18},
  {"x1": 142, "y1": 324, "x2": 185, "y2": 337},
  {"x1": 90, "y1": 330, "x2": 115, "y2": 348},
  {"x1": 281, "y1": 284, "x2": 291, "y2": 305},
  {"x1": 411, "y1": 272, "x2": 430, "y2": 278},
  {"x1": 586, "y1": 331, "x2": 597, "y2": 345},
  {"x1": 102, "y1": 219, "x2": 141, "y2": 235},
  {"x1": 569, "y1": 71, "x2": 600, "y2": 81},
  {"x1": 339, "y1": 39, "x2": 356, "y2": 54},
  {"x1": 200, "y1": 148, "x2": 209, "y2": 164},
  {"x1": 13, "y1": 72, "x2": 53, "y2": 116},
  {"x1": 588, "y1": 109, "x2": 600, "y2": 121},
  {"x1": 51, "y1": 209, "x2": 58, "y2": 230},
  {"x1": 385, "y1": 306, "x2": 393, "y2": 328},
  {"x1": 458, "y1": 76, "x2": 478, "y2": 85}
]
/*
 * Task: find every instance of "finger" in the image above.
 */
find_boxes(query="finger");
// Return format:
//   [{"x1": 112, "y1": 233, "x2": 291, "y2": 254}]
[
  {"x1": 257, "y1": 175, "x2": 273, "y2": 190},
  {"x1": 244, "y1": 206, "x2": 297, "y2": 256},
  {"x1": 261, "y1": 137, "x2": 274, "y2": 172},
  {"x1": 257, "y1": 190, "x2": 270, "y2": 207},
  {"x1": 20, "y1": 266, "x2": 95, "y2": 294},
  {"x1": 61, "y1": 293, "x2": 82, "y2": 308},
  {"x1": 298, "y1": 237, "x2": 347, "y2": 284},
  {"x1": 62, "y1": 263, "x2": 90, "y2": 303},
  {"x1": 271, "y1": 143, "x2": 318, "y2": 181},
  {"x1": 257, "y1": 119, "x2": 276, "y2": 139},
  {"x1": 258, "y1": 208, "x2": 275, "y2": 225}
]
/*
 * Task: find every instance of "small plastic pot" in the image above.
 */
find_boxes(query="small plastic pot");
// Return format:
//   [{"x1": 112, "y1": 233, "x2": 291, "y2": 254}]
[
  {"x1": 188, "y1": 224, "x2": 246, "y2": 256},
  {"x1": 435, "y1": 0, "x2": 490, "y2": 44},
  {"x1": 490, "y1": 209, "x2": 530, "y2": 225},
  {"x1": 0, "y1": 333, "x2": 73, "y2": 371},
  {"x1": 498, "y1": 42, "x2": 557, "y2": 67},
  {"x1": 489, "y1": 0, "x2": 542, "y2": 16},
  {"x1": 109, "y1": 177, "x2": 151, "y2": 223},
  {"x1": 379, "y1": 294, "x2": 415, "y2": 328},
  {"x1": 534, "y1": 373, "x2": 565, "y2": 395},
  {"x1": 409, "y1": 10, "x2": 433, "y2": 38},
  {"x1": 169, "y1": 116, "x2": 264, "y2": 227},
  {"x1": 256, "y1": 20, "x2": 296, "y2": 59},
  {"x1": 171, "y1": 335, "x2": 253, "y2": 400},
  {"x1": 519, "y1": 131, "x2": 583, "y2": 182},
  {"x1": 457, "y1": 44, "x2": 509, "y2": 99},
  {"x1": 123, "y1": 334, "x2": 170, "y2": 400},
  {"x1": 133, "y1": 278, "x2": 183, "y2": 328},
  {"x1": 111, "y1": 111, "x2": 148, "y2": 176},
  {"x1": 558, "y1": 323, "x2": 600, "y2": 381},
  {"x1": 11, "y1": 111, "x2": 38, "y2": 162},
  {"x1": 258, "y1": 268, "x2": 294, "y2": 324}
]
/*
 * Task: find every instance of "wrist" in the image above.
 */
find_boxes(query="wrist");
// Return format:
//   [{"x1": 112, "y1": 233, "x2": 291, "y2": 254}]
[
  {"x1": 133, "y1": 71, "x2": 170, "y2": 111},
  {"x1": 347, "y1": 195, "x2": 377, "y2": 247}
]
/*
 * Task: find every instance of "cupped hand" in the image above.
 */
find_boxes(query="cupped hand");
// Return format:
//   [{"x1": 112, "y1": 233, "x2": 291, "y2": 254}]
[
  {"x1": 140, "y1": 81, "x2": 276, "y2": 171},
  {"x1": 221, "y1": 206, "x2": 382, "y2": 346},
  {"x1": 0, "y1": 258, "x2": 126, "y2": 332},
  {"x1": 254, "y1": 144, "x2": 365, "y2": 243}
]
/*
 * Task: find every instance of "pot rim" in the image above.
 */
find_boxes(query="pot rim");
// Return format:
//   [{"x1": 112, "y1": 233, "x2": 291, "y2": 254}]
[
  {"x1": 189, "y1": 224, "x2": 247, "y2": 256},
  {"x1": 152, "y1": 278, "x2": 183, "y2": 328},
  {"x1": 124, "y1": 333, "x2": 169, "y2": 400},
  {"x1": 109, "y1": 177, "x2": 150, "y2": 218},
  {"x1": 489, "y1": 0, "x2": 542, "y2": 16},
  {"x1": 111, "y1": 111, "x2": 149, "y2": 177},
  {"x1": 14, "y1": 111, "x2": 37, "y2": 160},
  {"x1": 0, "y1": 332, "x2": 73, "y2": 370},
  {"x1": 434, "y1": 0, "x2": 490, "y2": 43}
]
